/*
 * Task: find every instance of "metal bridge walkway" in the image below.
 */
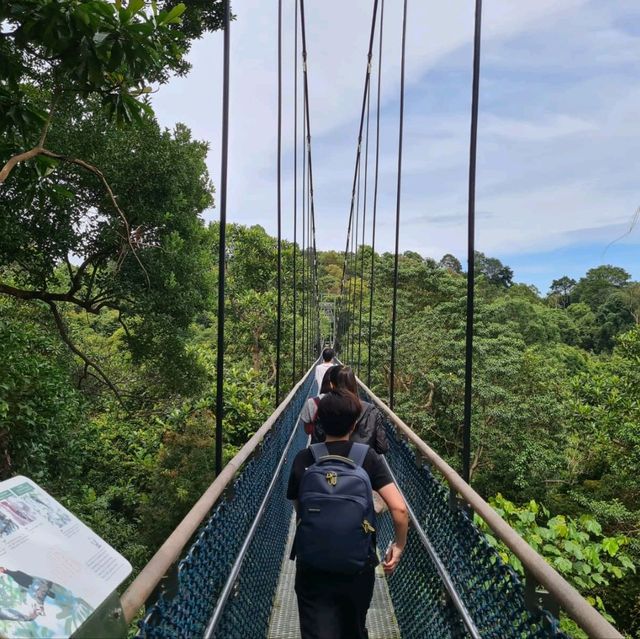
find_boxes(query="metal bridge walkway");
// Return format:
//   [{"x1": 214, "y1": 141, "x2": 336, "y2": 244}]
[
  {"x1": 124, "y1": 364, "x2": 622, "y2": 639},
  {"x1": 267, "y1": 516, "x2": 401, "y2": 639}
]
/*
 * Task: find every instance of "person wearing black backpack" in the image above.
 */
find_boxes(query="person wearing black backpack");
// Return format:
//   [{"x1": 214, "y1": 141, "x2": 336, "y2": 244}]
[
  {"x1": 287, "y1": 390, "x2": 408, "y2": 639},
  {"x1": 308, "y1": 366, "x2": 389, "y2": 455}
]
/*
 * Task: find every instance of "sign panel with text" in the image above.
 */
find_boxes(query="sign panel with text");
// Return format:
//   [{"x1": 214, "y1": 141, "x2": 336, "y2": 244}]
[{"x1": 0, "y1": 476, "x2": 131, "y2": 638}]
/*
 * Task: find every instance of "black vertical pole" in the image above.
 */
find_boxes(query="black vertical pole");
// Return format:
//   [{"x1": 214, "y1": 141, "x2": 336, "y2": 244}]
[
  {"x1": 389, "y1": 0, "x2": 407, "y2": 411},
  {"x1": 335, "y1": 0, "x2": 379, "y2": 366},
  {"x1": 462, "y1": 0, "x2": 482, "y2": 484},
  {"x1": 215, "y1": 0, "x2": 231, "y2": 476},
  {"x1": 368, "y1": 0, "x2": 384, "y2": 388},
  {"x1": 292, "y1": 0, "x2": 298, "y2": 385},
  {"x1": 306, "y1": 172, "x2": 311, "y2": 364},
  {"x1": 358, "y1": 79, "x2": 371, "y2": 376},
  {"x1": 301, "y1": 105, "x2": 306, "y2": 372},
  {"x1": 351, "y1": 167, "x2": 360, "y2": 364},
  {"x1": 275, "y1": 0, "x2": 282, "y2": 406}
]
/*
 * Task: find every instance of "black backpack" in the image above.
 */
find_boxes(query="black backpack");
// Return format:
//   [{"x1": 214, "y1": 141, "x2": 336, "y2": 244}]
[
  {"x1": 294, "y1": 443, "x2": 376, "y2": 574},
  {"x1": 350, "y1": 402, "x2": 389, "y2": 454}
]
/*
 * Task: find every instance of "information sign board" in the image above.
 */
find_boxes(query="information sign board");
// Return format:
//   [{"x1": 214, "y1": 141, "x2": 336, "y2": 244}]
[{"x1": 0, "y1": 476, "x2": 131, "y2": 638}]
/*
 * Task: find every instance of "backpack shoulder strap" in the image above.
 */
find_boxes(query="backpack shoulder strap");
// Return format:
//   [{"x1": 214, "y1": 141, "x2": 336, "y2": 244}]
[
  {"x1": 347, "y1": 442, "x2": 369, "y2": 467},
  {"x1": 309, "y1": 443, "x2": 329, "y2": 463}
]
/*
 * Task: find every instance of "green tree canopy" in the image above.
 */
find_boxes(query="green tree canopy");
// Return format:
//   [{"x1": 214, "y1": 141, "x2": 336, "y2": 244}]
[
  {"x1": 573, "y1": 265, "x2": 631, "y2": 310},
  {"x1": 474, "y1": 251, "x2": 513, "y2": 288},
  {"x1": 1, "y1": 94, "x2": 215, "y2": 395}
]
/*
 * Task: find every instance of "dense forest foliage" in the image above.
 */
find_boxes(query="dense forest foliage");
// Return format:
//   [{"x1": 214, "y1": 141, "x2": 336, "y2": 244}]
[
  {"x1": 333, "y1": 249, "x2": 640, "y2": 636},
  {"x1": 1, "y1": 0, "x2": 638, "y2": 636}
]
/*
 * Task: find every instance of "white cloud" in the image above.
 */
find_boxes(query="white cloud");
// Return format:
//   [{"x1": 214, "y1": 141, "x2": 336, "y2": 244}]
[{"x1": 152, "y1": 0, "x2": 640, "y2": 265}]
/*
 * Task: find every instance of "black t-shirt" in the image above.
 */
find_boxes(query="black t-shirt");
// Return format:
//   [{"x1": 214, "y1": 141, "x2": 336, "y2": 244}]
[{"x1": 287, "y1": 441, "x2": 393, "y2": 500}]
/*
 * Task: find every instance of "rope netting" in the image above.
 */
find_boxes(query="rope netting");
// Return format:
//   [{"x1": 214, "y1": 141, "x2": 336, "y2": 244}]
[
  {"x1": 135, "y1": 366, "x2": 569, "y2": 639},
  {"x1": 136, "y1": 372, "x2": 315, "y2": 639},
  {"x1": 363, "y1": 387, "x2": 570, "y2": 639}
]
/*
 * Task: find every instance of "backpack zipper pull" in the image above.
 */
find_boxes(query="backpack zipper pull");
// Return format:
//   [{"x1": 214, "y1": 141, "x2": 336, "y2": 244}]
[{"x1": 362, "y1": 519, "x2": 375, "y2": 534}]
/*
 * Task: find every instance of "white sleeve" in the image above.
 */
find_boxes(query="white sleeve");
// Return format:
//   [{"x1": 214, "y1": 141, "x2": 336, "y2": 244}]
[{"x1": 299, "y1": 398, "x2": 315, "y2": 423}]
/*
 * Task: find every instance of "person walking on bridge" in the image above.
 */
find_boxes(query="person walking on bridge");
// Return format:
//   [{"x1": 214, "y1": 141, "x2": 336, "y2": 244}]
[
  {"x1": 314, "y1": 348, "x2": 335, "y2": 392},
  {"x1": 288, "y1": 389, "x2": 408, "y2": 639}
]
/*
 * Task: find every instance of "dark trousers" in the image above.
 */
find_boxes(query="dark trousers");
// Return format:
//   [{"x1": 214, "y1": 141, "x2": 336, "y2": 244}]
[{"x1": 295, "y1": 564, "x2": 375, "y2": 639}]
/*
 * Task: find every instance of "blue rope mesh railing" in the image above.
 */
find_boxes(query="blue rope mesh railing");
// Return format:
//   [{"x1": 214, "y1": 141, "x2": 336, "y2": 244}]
[
  {"x1": 361, "y1": 388, "x2": 570, "y2": 639},
  {"x1": 136, "y1": 366, "x2": 572, "y2": 639},
  {"x1": 136, "y1": 372, "x2": 316, "y2": 639},
  {"x1": 376, "y1": 513, "x2": 467, "y2": 638}
]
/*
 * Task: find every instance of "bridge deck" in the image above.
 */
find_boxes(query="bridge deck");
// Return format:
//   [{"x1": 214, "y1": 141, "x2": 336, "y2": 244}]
[{"x1": 267, "y1": 516, "x2": 401, "y2": 639}]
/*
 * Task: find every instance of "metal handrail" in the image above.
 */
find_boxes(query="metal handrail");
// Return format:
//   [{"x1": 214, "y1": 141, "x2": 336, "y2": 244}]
[
  {"x1": 357, "y1": 377, "x2": 622, "y2": 639},
  {"x1": 203, "y1": 409, "x2": 306, "y2": 637},
  {"x1": 382, "y1": 457, "x2": 482, "y2": 639},
  {"x1": 120, "y1": 362, "x2": 317, "y2": 624}
]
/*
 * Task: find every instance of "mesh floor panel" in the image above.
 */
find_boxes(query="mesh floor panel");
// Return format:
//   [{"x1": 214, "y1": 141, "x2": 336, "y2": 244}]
[{"x1": 268, "y1": 516, "x2": 401, "y2": 639}]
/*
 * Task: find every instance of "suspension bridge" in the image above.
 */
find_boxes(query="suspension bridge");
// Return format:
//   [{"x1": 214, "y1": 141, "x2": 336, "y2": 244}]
[{"x1": 71, "y1": 0, "x2": 623, "y2": 637}]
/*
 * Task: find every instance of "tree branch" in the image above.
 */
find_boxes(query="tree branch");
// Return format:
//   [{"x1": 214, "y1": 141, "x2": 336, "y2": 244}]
[
  {"x1": 0, "y1": 146, "x2": 150, "y2": 288},
  {"x1": 117, "y1": 311, "x2": 132, "y2": 339},
  {"x1": 38, "y1": 90, "x2": 61, "y2": 148},
  {"x1": 0, "y1": 281, "x2": 91, "y2": 309},
  {"x1": 40, "y1": 149, "x2": 151, "y2": 288},
  {"x1": 84, "y1": 262, "x2": 100, "y2": 303},
  {"x1": 63, "y1": 256, "x2": 75, "y2": 284},
  {"x1": 46, "y1": 301, "x2": 125, "y2": 406},
  {"x1": 0, "y1": 147, "x2": 43, "y2": 183}
]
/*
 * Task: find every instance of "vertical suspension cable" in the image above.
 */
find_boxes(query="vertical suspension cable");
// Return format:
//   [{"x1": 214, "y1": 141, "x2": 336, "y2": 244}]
[
  {"x1": 389, "y1": 0, "x2": 408, "y2": 411},
  {"x1": 306, "y1": 170, "x2": 311, "y2": 363},
  {"x1": 215, "y1": 0, "x2": 231, "y2": 476},
  {"x1": 367, "y1": 0, "x2": 384, "y2": 387},
  {"x1": 301, "y1": 100, "x2": 307, "y2": 372},
  {"x1": 357, "y1": 78, "x2": 371, "y2": 376},
  {"x1": 275, "y1": 0, "x2": 282, "y2": 407},
  {"x1": 300, "y1": 0, "x2": 321, "y2": 366},
  {"x1": 348, "y1": 172, "x2": 357, "y2": 364},
  {"x1": 462, "y1": 0, "x2": 483, "y2": 484},
  {"x1": 350, "y1": 166, "x2": 361, "y2": 363},
  {"x1": 335, "y1": 0, "x2": 379, "y2": 352},
  {"x1": 292, "y1": 0, "x2": 298, "y2": 385}
]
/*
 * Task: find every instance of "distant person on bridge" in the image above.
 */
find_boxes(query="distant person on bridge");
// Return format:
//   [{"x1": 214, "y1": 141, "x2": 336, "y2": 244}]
[
  {"x1": 288, "y1": 389, "x2": 408, "y2": 639},
  {"x1": 314, "y1": 348, "x2": 335, "y2": 392},
  {"x1": 299, "y1": 366, "x2": 333, "y2": 437}
]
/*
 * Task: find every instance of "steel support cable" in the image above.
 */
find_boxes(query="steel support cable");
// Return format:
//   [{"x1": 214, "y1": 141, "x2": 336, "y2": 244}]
[
  {"x1": 346, "y1": 178, "x2": 354, "y2": 363},
  {"x1": 389, "y1": 0, "x2": 408, "y2": 411},
  {"x1": 357, "y1": 78, "x2": 372, "y2": 376},
  {"x1": 349, "y1": 169, "x2": 360, "y2": 362},
  {"x1": 307, "y1": 177, "x2": 311, "y2": 362},
  {"x1": 335, "y1": 0, "x2": 380, "y2": 349},
  {"x1": 305, "y1": 151, "x2": 310, "y2": 365},
  {"x1": 300, "y1": 0, "x2": 321, "y2": 362},
  {"x1": 367, "y1": 0, "x2": 384, "y2": 388},
  {"x1": 292, "y1": 0, "x2": 298, "y2": 385},
  {"x1": 353, "y1": 153, "x2": 363, "y2": 365},
  {"x1": 462, "y1": 0, "x2": 483, "y2": 484},
  {"x1": 350, "y1": 165, "x2": 361, "y2": 363},
  {"x1": 275, "y1": 0, "x2": 282, "y2": 407},
  {"x1": 215, "y1": 0, "x2": 231, "y2": 476},
  {"x1": 301, "y1": 101, "x2": 307, "y2": 372},
  {"x1": 308, "y1": 153, "x2": 312, "y2": 361}
]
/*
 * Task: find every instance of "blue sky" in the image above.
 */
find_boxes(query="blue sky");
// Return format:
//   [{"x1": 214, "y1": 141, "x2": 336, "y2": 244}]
[{"x1": 153, "y1": 0, "x2": 640, "y2": 293}]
